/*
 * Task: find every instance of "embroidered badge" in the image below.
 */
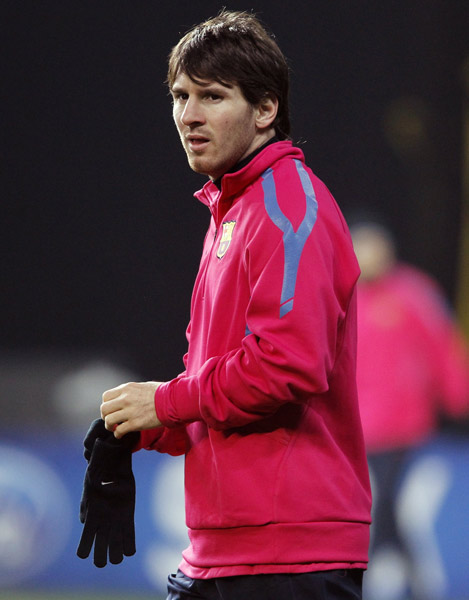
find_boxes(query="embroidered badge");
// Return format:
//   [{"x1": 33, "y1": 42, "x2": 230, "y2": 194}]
[{"x1": 217, "y1": 220, "x2": 236, "y2": 259}]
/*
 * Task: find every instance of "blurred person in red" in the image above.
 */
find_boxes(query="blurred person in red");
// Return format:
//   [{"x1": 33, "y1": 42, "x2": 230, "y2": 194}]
[{"x1": 351, "y1": 220, "x2": 469, "y2": 600}]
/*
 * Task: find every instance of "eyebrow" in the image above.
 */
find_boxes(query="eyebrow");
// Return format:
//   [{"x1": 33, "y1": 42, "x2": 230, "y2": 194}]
[{"x1": 171, "y1": 79, "x2": 234, "y2": 94}]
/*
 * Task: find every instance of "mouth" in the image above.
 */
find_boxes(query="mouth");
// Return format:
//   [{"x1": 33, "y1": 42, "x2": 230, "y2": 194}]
[{"x1": 186, "y1": 134, "x2": 210, "y2": 152}]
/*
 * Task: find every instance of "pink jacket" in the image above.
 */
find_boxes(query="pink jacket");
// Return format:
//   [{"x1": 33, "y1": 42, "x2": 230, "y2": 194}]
[
  {"x1": 356, "y1": 264, "x2": 469, "y2": 452},
  {"x1": 139, "y1": 141, "x2": 371, "y2": 577}
]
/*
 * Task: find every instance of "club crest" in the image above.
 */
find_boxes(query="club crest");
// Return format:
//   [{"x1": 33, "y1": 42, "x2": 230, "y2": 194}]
[{"x1": 217, "y1": 220, "x2": 236, "y2": 259}]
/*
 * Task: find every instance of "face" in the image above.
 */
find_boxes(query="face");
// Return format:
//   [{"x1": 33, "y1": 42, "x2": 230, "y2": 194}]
[
  {"x1": 171, "y1": 72, "x2": 265, "y2": 181},
  {"x1": 351, "y1": 224, "x2": 396, "y2": 282}
]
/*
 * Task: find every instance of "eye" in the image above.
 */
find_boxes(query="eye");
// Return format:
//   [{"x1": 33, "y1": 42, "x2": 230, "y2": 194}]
[
  {"x1": 172, "y1": 92, "x2": 188, "y2": 103},
  {"x1": 205, "y1": 92, "x2": 223, "y2": 102}
]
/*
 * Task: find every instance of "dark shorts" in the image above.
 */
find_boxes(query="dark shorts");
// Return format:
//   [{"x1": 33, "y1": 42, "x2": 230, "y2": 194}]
[{"x1": 166, "y1": 568, "x2": 363, "y2": 600}]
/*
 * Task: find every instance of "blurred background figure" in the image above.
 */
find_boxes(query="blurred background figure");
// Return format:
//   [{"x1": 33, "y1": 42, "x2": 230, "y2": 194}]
[{"x1": 351, "y1": 221, "x2": 469, "y2": 600}]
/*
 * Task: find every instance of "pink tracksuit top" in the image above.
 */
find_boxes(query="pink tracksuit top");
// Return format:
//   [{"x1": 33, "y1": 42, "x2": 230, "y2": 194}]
[
  {"x1": 357, "y1": 263, "x2": 469, "y2": 452},
  {"x1": 138, "y1": 141, "x2": 372, "y2": 578}
]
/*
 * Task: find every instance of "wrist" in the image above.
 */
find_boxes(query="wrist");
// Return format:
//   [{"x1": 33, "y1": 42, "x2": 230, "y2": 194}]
[{"x1": 154, "y1": 382, "x2": 163, "y2": 426}]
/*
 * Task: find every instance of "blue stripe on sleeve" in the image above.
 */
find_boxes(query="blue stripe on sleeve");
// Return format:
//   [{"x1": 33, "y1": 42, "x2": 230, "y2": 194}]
[{"x1": 261, "y1": 160, "x2": 318, "y2": 318}]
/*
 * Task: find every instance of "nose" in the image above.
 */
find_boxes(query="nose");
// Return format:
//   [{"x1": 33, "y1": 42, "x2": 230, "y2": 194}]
[{"x1": 180, "y1": 97, "x2": 205, "y2": 126}]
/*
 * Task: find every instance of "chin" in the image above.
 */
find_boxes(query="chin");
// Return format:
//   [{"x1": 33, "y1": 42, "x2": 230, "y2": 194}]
[{"x1": 189, "y1": 160, "x2": 215, "y2": 178}]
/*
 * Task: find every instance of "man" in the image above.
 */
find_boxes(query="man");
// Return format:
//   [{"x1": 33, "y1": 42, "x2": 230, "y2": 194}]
[
  {"x1": 100, "y1": 10, "x2": 371, "y2": 599},
  {"x1": 351, "y1": 220, "x2": 469, "y2": 600}
]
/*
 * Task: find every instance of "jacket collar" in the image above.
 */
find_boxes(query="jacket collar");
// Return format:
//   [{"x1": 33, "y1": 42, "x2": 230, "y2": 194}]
[
  {"x1": 194, "y1": 141, "x2": 305, "y2": 215},
  {"x1": 212, "y1": 136, "x2": 279, "y2": 191}
]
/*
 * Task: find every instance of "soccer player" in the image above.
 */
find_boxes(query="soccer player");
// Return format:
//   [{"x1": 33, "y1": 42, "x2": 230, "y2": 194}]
[
  {"x1": 100, "y1": 10, "x2": 372, "y2": 599},
  {"x1": 351, "y1": 220, "x2": 469, "y2": 599}
]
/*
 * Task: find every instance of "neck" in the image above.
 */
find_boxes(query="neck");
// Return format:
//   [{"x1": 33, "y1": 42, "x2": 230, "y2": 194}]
[{"x1": 213, "y1": 134, "x2": 278, "y2": 190}]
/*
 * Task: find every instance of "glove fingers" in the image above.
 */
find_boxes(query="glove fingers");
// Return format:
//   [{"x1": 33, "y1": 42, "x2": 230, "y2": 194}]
[
  {"x1": 109, "y1": 527, "x2": 124, "y2": 565},
  {"x1": 76, "y1": 521, "x2": 96, "y2": 559},
  {"x1": 93, "y1": 527, "x2": 109, "y2": 568},
  {"x1": 123, "y1": 522, "x2": 136, "y2": 557}
]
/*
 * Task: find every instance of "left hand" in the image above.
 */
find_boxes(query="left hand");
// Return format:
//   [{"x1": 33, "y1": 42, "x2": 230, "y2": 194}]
[{"x1": 101, "y1": 381, "x2": 163, "y2": 439}]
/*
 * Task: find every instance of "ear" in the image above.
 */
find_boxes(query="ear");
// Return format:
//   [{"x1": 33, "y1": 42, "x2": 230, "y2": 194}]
[{"x1": 255, "y1": 94, "x2": 278, "y2": 131}]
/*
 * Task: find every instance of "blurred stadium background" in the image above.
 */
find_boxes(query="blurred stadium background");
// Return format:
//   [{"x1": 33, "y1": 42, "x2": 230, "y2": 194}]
[{"x1": 3, "y1": 1, "x2": 469, "y2": 599}]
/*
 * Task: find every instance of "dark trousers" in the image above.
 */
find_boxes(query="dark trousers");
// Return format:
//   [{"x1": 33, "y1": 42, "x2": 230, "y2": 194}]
[
  {"x1": 367, "y1": 449, "x2": 409, "y2": 553},
  {"x1": 167, "y1": 568, "x2": 363, "y2": 600}
]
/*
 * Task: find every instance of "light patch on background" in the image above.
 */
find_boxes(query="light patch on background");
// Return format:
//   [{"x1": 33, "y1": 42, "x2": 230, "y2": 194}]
[{"x1": 0, "y1": 444, "x2": 73, "y2": 586}]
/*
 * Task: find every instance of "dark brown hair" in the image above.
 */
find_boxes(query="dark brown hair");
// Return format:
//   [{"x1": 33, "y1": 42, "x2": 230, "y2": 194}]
[{"x1": 167, "y1": 10, "x2": 291, "y2": 140}]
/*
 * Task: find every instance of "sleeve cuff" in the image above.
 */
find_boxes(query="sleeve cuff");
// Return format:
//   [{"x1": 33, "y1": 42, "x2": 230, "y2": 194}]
[{"x1": 155, "y1": 375, "x2": 202, "y2": 426}]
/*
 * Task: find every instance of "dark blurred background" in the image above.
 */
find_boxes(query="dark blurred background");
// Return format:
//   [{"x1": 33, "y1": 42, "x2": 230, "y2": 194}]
[
  {"x1": 3, "y1": 0, "x2": 468, "y2": 381},
  {"x1": 2, "y1": 2, "x2": 469, "y2": 599}
]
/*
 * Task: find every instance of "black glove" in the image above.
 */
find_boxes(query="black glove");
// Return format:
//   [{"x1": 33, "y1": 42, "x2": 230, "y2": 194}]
[
  {"x1": 82, "y1": 417, "x2": 109, "y2": 461},
  {"x1": 77, "y1": 419, "x2": 139, "y2": 567}
]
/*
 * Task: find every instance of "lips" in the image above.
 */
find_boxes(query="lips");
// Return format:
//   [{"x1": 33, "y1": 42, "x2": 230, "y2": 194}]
[{"x1": 187, "y1": 134, "x2": 210, "y2": 152}]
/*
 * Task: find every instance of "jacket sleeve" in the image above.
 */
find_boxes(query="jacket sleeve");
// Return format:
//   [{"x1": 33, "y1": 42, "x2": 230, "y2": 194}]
[
  {"x1": 155, "y1": 182, "x2": 359, "y2": 430},
  {"x1": 136, "y1": 424, "x2": 189, "y2": 456}
]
